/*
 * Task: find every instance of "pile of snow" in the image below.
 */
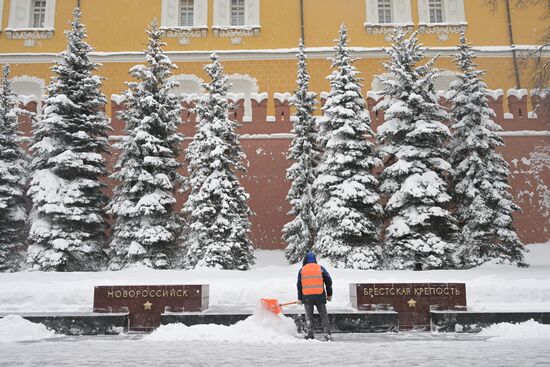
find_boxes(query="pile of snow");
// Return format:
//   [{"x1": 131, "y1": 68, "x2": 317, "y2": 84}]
[
  {"x1": 479, "y1": 319, "x2": 550, "y2": 340},
  {"x1": 0, "y1": 315, "x2": 56, "y2": 343},
  {"x1": 145, "y1": 303, "x2": 299, "y2": 344}
]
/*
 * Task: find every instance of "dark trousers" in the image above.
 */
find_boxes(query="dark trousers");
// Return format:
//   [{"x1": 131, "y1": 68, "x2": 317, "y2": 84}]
[{"x1": 304, "y1": 300, "x2": 331, "y2": 336}]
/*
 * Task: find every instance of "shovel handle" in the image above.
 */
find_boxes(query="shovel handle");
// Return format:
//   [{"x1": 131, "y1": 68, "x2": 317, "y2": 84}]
[{"x1": 279, "y1": 301, "x2": 298, "y2": 307}]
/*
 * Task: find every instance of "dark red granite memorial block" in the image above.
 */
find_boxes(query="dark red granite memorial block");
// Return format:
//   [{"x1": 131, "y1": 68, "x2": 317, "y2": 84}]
[
  {"x1": 350, "y1": 283, "x2": 466, "y2": 330},
  {"x1": 93, "y1": 285, "x2": 209, "y2": 331}
]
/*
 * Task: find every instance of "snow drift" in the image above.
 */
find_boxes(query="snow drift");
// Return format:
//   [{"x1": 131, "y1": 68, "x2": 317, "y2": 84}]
[
  {"x1": 0, "y1": 315, "x2": 56, "y2": 343},
  {"x1": 479, "y1": 319, "x2": 550, "y2": 340},
  {"x1": 145, "y1": 303, "x2": 299, "y2": 344}
]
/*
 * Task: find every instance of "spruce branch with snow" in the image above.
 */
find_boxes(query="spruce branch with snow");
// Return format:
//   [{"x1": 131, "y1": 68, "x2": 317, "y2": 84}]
[
  {"x1": 27, "y1": 9, "x2": 110, "y2": 271},
  {"x1": 181, "y1": 53, "x2": 254, "y2": 270},
  {"x1": 312, "y1": 25, "x2": 383, "y2": 269},
  {"x1": 0, "y1": 65, "x2": 28, "y2": 272},
  {"x1": 108, "y1": 20, "x2": 184, "y2": 270},
  {"x1": 376, "y1": 29, "x2": 458, "y2": 270},
  {"x1": 449, "y1": 33, "x2": 527, "y2": 268},
  {"x1": 282, "y1": 40, "x2": 321, "y2": 264}
]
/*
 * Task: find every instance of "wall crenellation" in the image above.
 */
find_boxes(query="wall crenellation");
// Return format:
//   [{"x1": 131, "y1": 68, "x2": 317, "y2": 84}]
[{"x1": 16, "y1": 89, "x2": 549, "y2": 138}]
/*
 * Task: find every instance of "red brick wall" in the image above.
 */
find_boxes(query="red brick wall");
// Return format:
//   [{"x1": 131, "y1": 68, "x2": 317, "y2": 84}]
[{"x1": 18, "y1": 91, "x2": 550, "y2": 249}]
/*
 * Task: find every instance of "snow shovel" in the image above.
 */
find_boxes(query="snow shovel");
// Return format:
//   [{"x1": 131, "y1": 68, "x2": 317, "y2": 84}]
[{"x1": 260, "y1": 298, "x2": 298, "y2": 314}]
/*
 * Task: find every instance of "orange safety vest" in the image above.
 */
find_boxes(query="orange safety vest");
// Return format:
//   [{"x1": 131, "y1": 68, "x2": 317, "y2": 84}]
[{"x1": 301, "y1": 263, "x2": 324, "y2": 295}]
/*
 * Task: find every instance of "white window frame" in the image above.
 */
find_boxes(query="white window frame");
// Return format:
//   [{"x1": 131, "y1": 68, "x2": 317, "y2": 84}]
[
  {"x1": 213, "y1": 0, "x2": 260, "y2": 28},
  {"x1": 377, "y1": 0, "x2": 393, "y2": 24},
  {"x1": 417, "y1": 0, "x2": 466, "y2": 25},
  {"x1": 365, "y1": 0, "x2": 412, "y2": 25},
  {"x1": 7, "y1": 0, "x2": 56, "y2": 30},
  {"x1": 417, "y1": 0, "x2": 466, "y2": 40},
  {"x1": 161, "y1": 0, "x2": 207, "y2": 29},
  {"x1": 365, "y1": 0, "x2": 413, "y2": 36},
  {"x1": 428, "y1": 0, "x2": 445, "y2": 23},
  {"x1": 230, "y1": 0, "x2": 246, "y2": 26},
  {"x1": 179, "y1": 0, "x2": 194, "y2": 27},
  {"x1": 31, "y1": 0, "x2": 47, "y2": 28}
]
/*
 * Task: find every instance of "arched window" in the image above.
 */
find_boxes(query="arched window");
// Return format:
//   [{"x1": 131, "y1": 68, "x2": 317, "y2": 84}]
[
  {"x1": 11, "y1": 75, "x2": 45, "y2": 111},
  {"x1": 434, "y1": 71, "x2": 459, "y2": 92},
  {"x1": 371, "y1": 73, "x2": 392, "y2": 92},
  {"x1": 168, "y1": 74, "x2": 204, "y2": 98},
  {"x1": 227, "y1": 74, "x2": 259, "y2": 118}
]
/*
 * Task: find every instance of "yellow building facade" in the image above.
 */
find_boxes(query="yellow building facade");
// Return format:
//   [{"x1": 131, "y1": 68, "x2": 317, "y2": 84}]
[
  {"x1": 0, "y1": 0, "x2": 548, "y2": 115},
  {"x1": 1, "y1": 0, "x2": 549, "y2": 248}
]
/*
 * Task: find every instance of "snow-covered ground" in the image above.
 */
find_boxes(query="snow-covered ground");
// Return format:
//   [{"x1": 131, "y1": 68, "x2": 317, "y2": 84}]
[
  {"x1": 1, "y1": 243, "x2": 549, "y2": 366},
  {"x1": 1, "y1": 321, "x2": 549, "y2": 366},
  {"x1": 0, "y1": 243, "x2": 549, "y2": 313}
]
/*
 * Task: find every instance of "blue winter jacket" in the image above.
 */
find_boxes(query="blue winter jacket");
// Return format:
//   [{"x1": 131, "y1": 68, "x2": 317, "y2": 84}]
[{"x1": 297, "y1": 252, "x2": 333, "y2": 303}]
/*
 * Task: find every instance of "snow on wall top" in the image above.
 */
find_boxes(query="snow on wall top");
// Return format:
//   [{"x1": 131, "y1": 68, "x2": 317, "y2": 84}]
[
  {"x1": 99, "y1": 89, "x2": 548, "y2": 127},
  {"x1": 181, "y1": 93, "x2": 199, "y2": 103},
  {"x1": 366, "y1": 91, "x2": 383, "y2": 101},
  {"x1": 274, "y1": 92, "x2": 292, "y2": 103},
  {"x1": 250, "y1": 92, "x2": 268, "y2": 103},
  {"x1": 531, "y1": 89, "x2": 549, "y2": 98},
  {"x1": 486, "y1": 89, "x2": 504, "y2": 100},
  {"x1": 110, "y1": 94, "x2": 126, "y2": 105},
  {"x1": 227, "y1": 92, "x2": 245, "y2": 101},
  {"x1": 17, "y1": 95, "x2": 39, "y2": 106},
  {"x1": 507, "y1": 89, "x2": 529, "y2": 100},
  {"x1": 436, "y1": 90, "x2": 453, "y2": 100}
]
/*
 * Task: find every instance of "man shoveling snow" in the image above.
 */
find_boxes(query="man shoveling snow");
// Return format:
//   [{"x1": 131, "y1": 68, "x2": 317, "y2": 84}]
[{"x1": 297, "y1": 252, "x2": 333, "y2": 341}]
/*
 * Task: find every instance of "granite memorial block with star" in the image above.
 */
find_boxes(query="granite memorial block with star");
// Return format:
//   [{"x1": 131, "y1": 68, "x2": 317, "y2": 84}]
[
  {"x1": 350, "y1": 283, "x2": 466, "y2": 330},
  {"x1": 93, "y1": 285, "x2": 209, "y2": 331}
]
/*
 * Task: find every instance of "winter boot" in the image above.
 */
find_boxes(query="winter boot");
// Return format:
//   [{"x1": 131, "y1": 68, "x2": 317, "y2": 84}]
[
  {"x1": 304, "y1": 333, "x2": 314, "y2": 340},
  {"x1": 324, "y1": 333, "x2": 333, "y2": 341}
]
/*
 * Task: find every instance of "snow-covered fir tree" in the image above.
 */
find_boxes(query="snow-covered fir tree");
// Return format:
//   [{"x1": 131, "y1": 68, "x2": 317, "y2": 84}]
[
  {"x1": 108, "y1": 20, "x2": 183, "y2": 270},
  {"x1": 282, "y1": 40, "x2": 321, "y2": 264},
  {"x1": 376, "y1": 29, "x2": 457, "y2": 270},
  {"x1": 312, "y1": 25, "x2": 383, "y2": 269},
  {"x1": 449, "y1": 33, "x2": 527, "y2": 268},
  {"x1": 0, "y1": 65, "x2": 27, "y2": 272},
  {"x1": 27, "y1": 9, "x2": 110, "y2": 271},
  {"x1": 181, "y1": 53, "x2": 254, "y2": 270}
]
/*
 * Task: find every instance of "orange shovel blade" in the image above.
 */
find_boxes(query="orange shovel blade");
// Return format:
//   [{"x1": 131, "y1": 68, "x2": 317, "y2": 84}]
[{"x1": 260, "y1": 298, "x2": 282, "y2": 314}]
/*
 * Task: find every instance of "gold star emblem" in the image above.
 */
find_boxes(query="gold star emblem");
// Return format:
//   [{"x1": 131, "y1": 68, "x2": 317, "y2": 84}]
[
  {"x1": 407, "y1": 298, "x2": 417, "y2": 308},
  {"x1": 143, "y1": 301, "x2": 153, "y2": 310}
]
